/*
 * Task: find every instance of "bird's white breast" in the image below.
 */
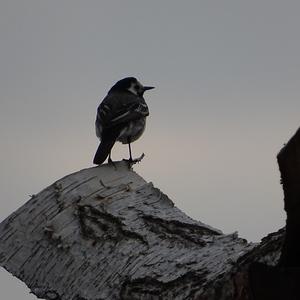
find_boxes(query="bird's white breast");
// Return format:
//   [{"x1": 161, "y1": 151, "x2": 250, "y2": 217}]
[{"x1": 117, "y1": 118, "x2": 146, "y2": 144}]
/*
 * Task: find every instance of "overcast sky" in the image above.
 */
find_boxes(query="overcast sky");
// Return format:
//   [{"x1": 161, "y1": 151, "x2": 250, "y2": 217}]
[{"x1": 1, "y1": 1, "x2": 300, "y2": 298}]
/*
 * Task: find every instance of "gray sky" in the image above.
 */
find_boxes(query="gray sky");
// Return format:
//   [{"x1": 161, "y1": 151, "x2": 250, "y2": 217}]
[{"x1": 1, "y1": 1, "x2": 299, "y2": 298}]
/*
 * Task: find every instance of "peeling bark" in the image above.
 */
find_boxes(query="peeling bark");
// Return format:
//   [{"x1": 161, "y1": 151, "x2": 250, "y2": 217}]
[{"x1": 0, "y1": 128, "x2": 299, "y2": 299}]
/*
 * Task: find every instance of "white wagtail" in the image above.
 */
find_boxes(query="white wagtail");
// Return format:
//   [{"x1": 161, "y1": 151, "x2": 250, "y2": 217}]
[{"x1": 93, "y1": 77, "x2": 154, "y2": 165}]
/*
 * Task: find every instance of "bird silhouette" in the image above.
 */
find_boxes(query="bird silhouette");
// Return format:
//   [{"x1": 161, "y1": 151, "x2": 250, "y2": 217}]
[{"x1": 93, "y1": 77, "x2": 154, "y2": 165}]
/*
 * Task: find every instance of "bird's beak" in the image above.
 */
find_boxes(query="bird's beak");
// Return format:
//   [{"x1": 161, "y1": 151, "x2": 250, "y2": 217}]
[{"x1": 143, "y1": 86, "x2": 155, "y2": 91}]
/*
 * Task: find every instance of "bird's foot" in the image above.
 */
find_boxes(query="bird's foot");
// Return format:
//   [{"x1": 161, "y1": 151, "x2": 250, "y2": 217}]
[
  {"x1": 108, "y1": 157, "x2": 117, "y2": 170},
  {"x1": 131, "y1": 153, "x2": 145, "y2": 164},
  {"x1": 123, "y1": 153, "x2": 145, "y2": 168}
]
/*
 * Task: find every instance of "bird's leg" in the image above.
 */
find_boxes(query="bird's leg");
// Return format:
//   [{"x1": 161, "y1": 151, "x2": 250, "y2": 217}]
[
  {"x1": 108, "y1": 152, "x2": 113, "y2": 164},
  {"x1": 128, "y1": 141, "x2": 133, "y2": 162},
  {"x1": 108, "y1": 152, "x2": 117, "y2": 170},
  {"x1": 123, "y1": 139, "x2": 133, "y2": 168},
  {"x1": 123, "y1": 138, "x2": 145, "y2": 167}
]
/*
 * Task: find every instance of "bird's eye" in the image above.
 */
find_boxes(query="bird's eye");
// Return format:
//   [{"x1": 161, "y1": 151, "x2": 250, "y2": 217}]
[{"x1": 134, "y1": 85, "x2": 140, "y2": 91}]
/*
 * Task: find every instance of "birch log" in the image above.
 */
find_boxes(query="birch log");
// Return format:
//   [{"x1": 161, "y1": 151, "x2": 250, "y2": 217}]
[{"x1": 0, "y1": 128, "x2": 299, "y2": 299}]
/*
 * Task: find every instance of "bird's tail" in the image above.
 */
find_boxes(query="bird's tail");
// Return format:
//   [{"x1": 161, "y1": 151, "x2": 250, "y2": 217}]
[{"x1": 93, "y1": 139, "x2": 116, "y2": 165}]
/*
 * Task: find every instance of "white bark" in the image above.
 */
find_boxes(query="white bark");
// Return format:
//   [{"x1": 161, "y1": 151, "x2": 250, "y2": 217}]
[{"x1": 1, "y1": 137, "x2": 296, "y2": 300}]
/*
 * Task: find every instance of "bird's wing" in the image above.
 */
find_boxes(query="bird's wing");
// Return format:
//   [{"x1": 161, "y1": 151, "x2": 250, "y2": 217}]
[{"x1": 97, "y1": 93, "x2": 149, "y2": 129}]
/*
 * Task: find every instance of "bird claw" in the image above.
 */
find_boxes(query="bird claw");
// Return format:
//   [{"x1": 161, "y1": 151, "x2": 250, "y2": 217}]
[
  {"x1": 132, "y1": 153, "x2": 145, "y2": 164},
  {"x1": 123, "y1": 153, "x2": 145, "y2": 167},
  {"x1": 108, "y1": 157, "x2": 117, "y2": 170}
]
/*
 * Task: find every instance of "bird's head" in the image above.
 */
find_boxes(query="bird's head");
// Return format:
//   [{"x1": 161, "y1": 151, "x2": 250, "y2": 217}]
[{"x1": 109, "y1": 77, "x2": 154, "y2": 97}]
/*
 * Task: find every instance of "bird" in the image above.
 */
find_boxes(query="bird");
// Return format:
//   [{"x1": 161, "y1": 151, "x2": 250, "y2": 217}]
[{"x1": 93, "y1": 77, "x2": 154, "y2": 165}]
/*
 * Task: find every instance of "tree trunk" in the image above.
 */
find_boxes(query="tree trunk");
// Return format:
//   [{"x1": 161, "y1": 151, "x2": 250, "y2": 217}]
[{"x1": 0, "y1": 128, "x2": 299, "y2": 300}]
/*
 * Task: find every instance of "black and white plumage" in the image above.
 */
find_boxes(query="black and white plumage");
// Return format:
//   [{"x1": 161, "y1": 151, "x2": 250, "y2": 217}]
[{"x1": 93, "y1": 77, "x2": 154, "y2": 165}]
